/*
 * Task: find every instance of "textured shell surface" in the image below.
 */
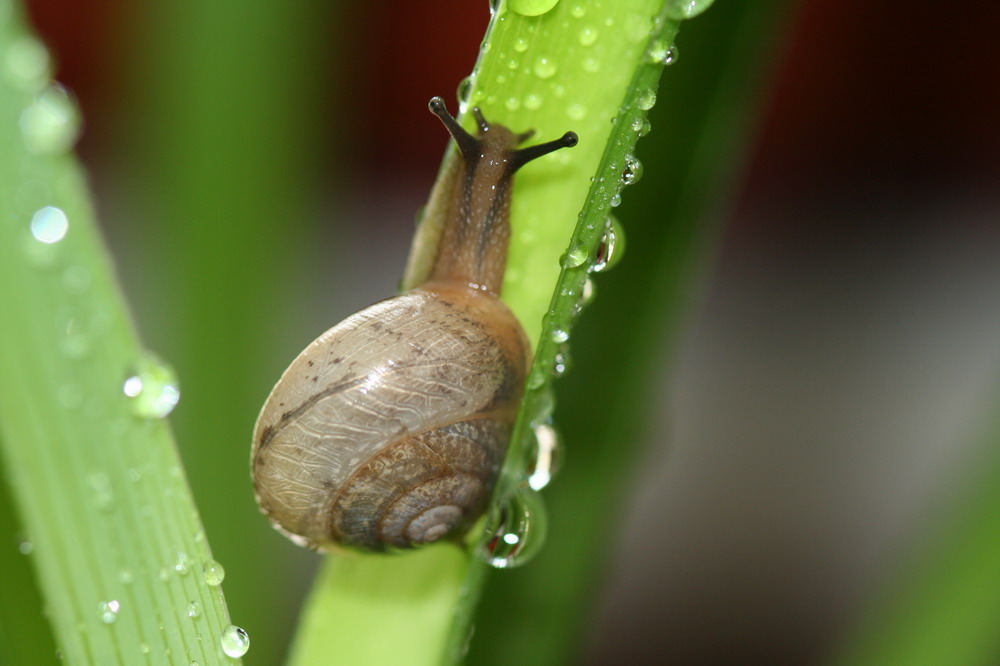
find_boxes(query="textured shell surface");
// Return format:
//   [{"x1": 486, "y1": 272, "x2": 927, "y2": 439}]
[{"x1": 251, "y1": 285, "x2": 529, "y2": 549}]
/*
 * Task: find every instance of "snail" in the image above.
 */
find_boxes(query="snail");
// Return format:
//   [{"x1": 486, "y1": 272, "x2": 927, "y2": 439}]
[{"x1": 251, "y1": 96, "x2": 577, "y2": 551}]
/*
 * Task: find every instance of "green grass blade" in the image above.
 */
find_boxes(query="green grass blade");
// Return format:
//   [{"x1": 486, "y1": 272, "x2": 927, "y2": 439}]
[
  {"x1": 0, "y1": 7, "x2": 238, "y2": 664},
  {"x1": 467, "y1": 1, "x2": 792, "y2": 662}
]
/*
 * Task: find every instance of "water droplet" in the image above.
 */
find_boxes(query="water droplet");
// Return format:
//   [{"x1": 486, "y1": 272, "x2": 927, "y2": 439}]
[
  {"x1": 98, "y1": 600, "x2": 120, "y2": 624},
  {"x1": 582, "y1": 57, "x2": 600, "y2": 73},
  {"x1": 570, "y1": 3, "x2": 585, "y2": 18},
  {"x1": 4, "y1": 36, "x2": 51, "y2": 92},
  {"x1": 187, "y1": 601, "x2": 201, "y2": 619},
  {"x1": 158, "y1": 568, "x2": 170, "y2": 582},
  {"x1": 480, "y1": 487, "x2": 548, "y2": 568},
  {"x1": 552, "y1": 349, "x2": 571, "y2": 378},
  {"x1": 523, "y1": 93, "x2": 542, "y2": 110},
  {"x1": 630, "y1": 117, "x2": 643, "y2": 133},
  {"x1": 506, "y1": 58, "x2": 519, "y2": 70},
  {"x1": 513, "y1": 37, "x2": 529, "y2": 53},
  {"x1": 610, "y1": 192, "x2": 622, "y2": 207},
  {"x1": 30, "y1": 205, "x2": 68, "y2": 244},
  {"x1": 592, "y1": 217, "x2": 625, "y2": 272},
  {"x1": 18, "y1": 537, "x2": 33, "y2": 555},
  {"x1": 621, "y1": 154, "x2": 643, "y2": 185},
  {"x1": 532, "y1": 56, "x2": 557, "y2": 79},
  {"x1": 639, "y1": 119, "x2": 652, "y2": 137},
  {"x1": 119, "y1": 570, "x2": 134, "y2": 585},
  {"x1": 509, "y1": 0, "x2": 559, "y2": 16},
  {"x1": 550, "y1": 328, "x2": 569, "y2": 344},
  {"x1": 204, "y1": 559, "x2": 225, "y2": 586},
  {"x1": 456, "y1": 76, "x2": 472, "y2": 111},
  {"x1": 139, "y1": 643, "x2": 151, "y2": 656},
  {"x1": 526, "y1": 368, "x2": 545, "y2": 390},
  {"x1": 576, "y1": 277, "x2": 596, "y2": 313},
  {"x1": 504, "y1": 96, "x2": 520, "y2": 111},
  {"x1": 20, "y1": 84, "x2": 81, "y2": 155},
  {"x1": 527, "y1": 423, "x2": 562, "y2": 490},
  {"x1": 174, "y1": 552, "x2": 190, "y2": 575},
  {"x1": 636, "y1": 88, "x2": 657, "y2": 111},
  {"x1": 665, "y1": 0, "x2": 715, "y2": 21},
  {"x1": 648, "y1": 39, "x2": 678, "y2": 65},
  {"x1": 561, "y1": 246, "x2": 588, "y2": 268},
  {"x1": 220, "y1": 625, "x2": 250, "y2": 658},
  {"x1": 566, "y1": 103, "x2": 586, "y2": 121},
  {"x1": 578, "y1": 26, "x2": 598, "y2": 46},
  {"x1": 122, "y1": 353, "x2": 180, "y2": 418},
  {"x1": 488, "y1": 0, "x2": 501, "y2": 15}
]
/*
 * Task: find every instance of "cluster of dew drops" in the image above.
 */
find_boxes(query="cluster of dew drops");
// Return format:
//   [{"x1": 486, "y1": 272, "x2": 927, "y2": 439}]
[
  {"x1": 476, "y1": 1, "x2": 684, "y2": 572},
  {"x1": 6, "y1": 16, "x2": 250, "y2": 660}
]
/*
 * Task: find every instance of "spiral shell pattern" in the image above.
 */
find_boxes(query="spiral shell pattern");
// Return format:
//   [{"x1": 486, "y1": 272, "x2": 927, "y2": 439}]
[{"x1": 251, "y1": 284, "x2": 529, "y2": 550}]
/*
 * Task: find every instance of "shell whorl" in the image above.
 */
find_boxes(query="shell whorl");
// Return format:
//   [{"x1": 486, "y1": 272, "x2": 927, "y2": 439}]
[{"x1": 251, "y1": 285, "x2": 528, "y2": 550}]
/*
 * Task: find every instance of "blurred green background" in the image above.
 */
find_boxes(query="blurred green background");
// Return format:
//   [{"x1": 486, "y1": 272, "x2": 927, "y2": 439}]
[{"x1": 8, "y1": 0, "x2": 1000, "y2": 663}]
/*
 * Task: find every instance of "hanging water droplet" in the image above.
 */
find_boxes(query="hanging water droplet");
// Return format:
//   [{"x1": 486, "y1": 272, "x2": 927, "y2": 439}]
[
  {"x1": 648, "y1": 39, "x2": 679, "y2": 66},
  {"x1": 20, "y1": 84, "x2": 81, "y2": 155},
  {"x1": 592, "y1": 217, "x2": 625, "y2": 272},
  {"x1": 532, "y1": 56, "x2": 557, "y2": 79},
  {"x1": 621, "y1": 154, "x2": 643, "y2": 185},
  {"x1": 550, "y1": 328, "x2": 569, "y2": 344},
  {"x1": 456, "y1": 76, "x2": 472, "y2": 111},
  {"x1": 665, "y1": 0, "x2": 715, "y2": 21},
  {"x1": 204, "y1": 559, "x2": 226, "y2": 586},
  {"x1": 552, "y1": 348, "x2": 571, "y2": 378},
  {"x1": 30, "y1": 205, "x2": 68, "y2": 244},
  {"x1": 527, "y1": 422, "x2": 562, "y2": 490},
  {"x1": 509, "y1": 0, "x2": 560, "y2": 16},
  {"x1": 636, "y1": 88, "x2": 657, "y2": 111},
  {"x1": 187, "y1": 601, "x2": 201, "y2": 619},
  {"x1": 122, "y1": 353, "x2": 180, "y2": 418},
  {"x1": 578, "y1": 25, "x2": 598, "y2": 46},
  {"x1": 220, "y1": 625, "x2": 250, "y2": 658},
  {"x1": 174, "y1": 552, "x2": 190, "y2": 575},
  {"x1": 526, "y1": 368, "x2": 546, "y2": 390},
  {"x1": 561, "y1": 246, "x2": 588, "y2": 268},
  {"x1": 610, "y1": 192, "x2": 622, "y2": 207},
  {"x1": 479, "y1": 487, "x2": 548, "y2": 568},
  {"x1": 4, "y1": 36, "x2": 51, "y2": 92},
  {"x1": 576, "y1": 277, "x2": 596, "y2": 313},
  {"x1": 98, "y1": 600, "x2": 120, "y2": 624}
]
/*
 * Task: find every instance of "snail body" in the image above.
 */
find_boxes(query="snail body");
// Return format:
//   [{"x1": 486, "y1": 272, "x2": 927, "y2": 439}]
[{"x1": 251, "y1": 97, "x2": 577, "y2": 551}]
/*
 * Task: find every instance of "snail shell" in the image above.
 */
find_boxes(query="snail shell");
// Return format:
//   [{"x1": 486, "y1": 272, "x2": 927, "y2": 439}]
[{"x1": 251, "y1": 97, "x2": 576, "y2": 551}]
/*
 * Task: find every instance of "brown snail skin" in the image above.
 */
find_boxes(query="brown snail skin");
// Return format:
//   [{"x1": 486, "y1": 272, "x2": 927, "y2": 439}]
[{"x1": 251, "y1": 97, "x2": 577, "y2": 551}]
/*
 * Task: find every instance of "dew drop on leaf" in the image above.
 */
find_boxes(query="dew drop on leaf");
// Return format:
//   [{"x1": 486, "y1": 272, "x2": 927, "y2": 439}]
[
  {"x1": 479, "y1": 487, "x2": 548, "y2": 568},
  {"x1": 122, "y1": 353, "x2": 180, "y2": 419},
  {"x1": 220, "y1": 625, "x2": 250, "y2": 658}
]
